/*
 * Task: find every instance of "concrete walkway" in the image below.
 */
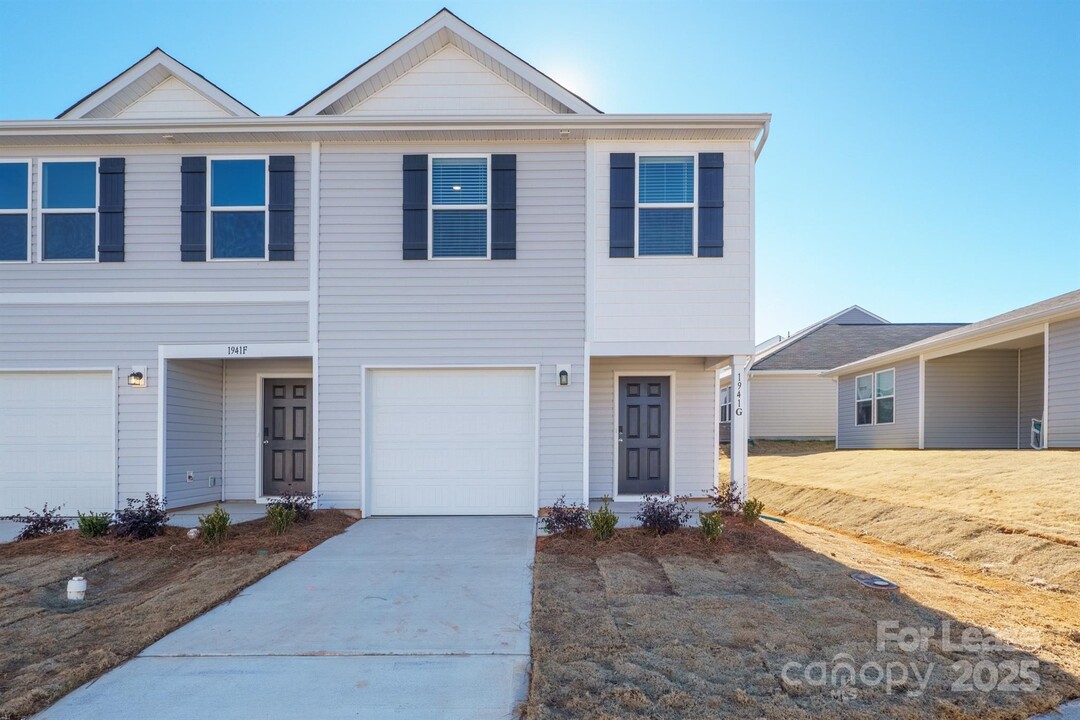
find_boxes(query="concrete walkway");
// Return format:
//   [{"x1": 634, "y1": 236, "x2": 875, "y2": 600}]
[{"x1": 37, "y1": 517, "x2": 536, "y2": 720}]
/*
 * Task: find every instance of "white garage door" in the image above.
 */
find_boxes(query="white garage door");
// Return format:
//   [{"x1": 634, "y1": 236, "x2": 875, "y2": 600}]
[
  {"x1": 366, "y1": 368, "x2": 536, "y2": 515},
  {"x1": 0, "y1": 372, "x2": 114, "y2": 516}
]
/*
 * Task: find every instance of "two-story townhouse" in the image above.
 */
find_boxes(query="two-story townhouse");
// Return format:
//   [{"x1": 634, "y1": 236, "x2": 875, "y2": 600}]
[{"x1": 0, "y1": 10, "x2": 769, "y2": 518}]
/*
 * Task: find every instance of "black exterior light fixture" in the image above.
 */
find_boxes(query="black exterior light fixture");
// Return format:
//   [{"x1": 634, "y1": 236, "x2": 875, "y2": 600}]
[
  {"x1": 127, "y1": 366, "x2": 147, "y2": 388},
  {"x1": 557, "y1": 364, "x2": 571, "y2": 387}
]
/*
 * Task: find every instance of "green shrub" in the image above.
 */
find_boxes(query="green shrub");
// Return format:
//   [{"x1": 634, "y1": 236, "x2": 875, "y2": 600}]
[
  {"x1": 587, "y1": 497, "x2": 618, "y2": 541},
  {"x1": 266, "y1": 503, "x2": 297, "y2": 535},
  {"x1": 698, "y1": 510, "x2": 725, "y2": 542},
  {"x1": 198, "y1": 505, "x2": 231, "y2": 545},
  {"x1": 741, "y1": 497, "x2": 765, "y2": 524},
  {"x1": 269, "y1": 492, "x2": 317, "y2": 523},
  {"x1": 77, "y1": 511, "x2": 112, "y2": 538}
]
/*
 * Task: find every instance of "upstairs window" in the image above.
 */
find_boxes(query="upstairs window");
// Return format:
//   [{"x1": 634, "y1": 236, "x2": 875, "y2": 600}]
[
  {"x1": 41, "y1": 160, "x2": 97, "y2": 261},
  {"x1": 0, "y1": 162, "x2": 29, "y2": 262},
  {"x1": 210, "y1": 158, "x2": 267, "y2": 260},
  {"x1": 856, "y1": 370, "x2": 895, "y2": 426},
  {"x1": 638, "y1": 155, "x2": 694, "y2": 256},
  {"x1": 431, "y1": 156, "x2": 488, "y2": 258}
]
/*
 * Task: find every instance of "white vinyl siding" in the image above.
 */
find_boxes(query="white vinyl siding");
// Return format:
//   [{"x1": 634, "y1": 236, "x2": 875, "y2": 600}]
[
  {"x1": 113, "y1": 76, "x2": 234, "y2": 120},
  {"x1": 746, "y1": 374, "x2": 837, "y2": 439},
  {"x1": 346, "y1": 45, "x2": 553, "y2": 116},
  {"x1": 836, "y1": 358, "x2": 921, "y2": 449},
  {"x1": 0, "y1": 372, "x2": 114, "y2": 515},
  {"x1": 164, "y1": 359, "x2": 223, "y2": 508},
  {"x1": 923, "y1": 350, "x2": 1018, "y2": 449},
  {"x1": 1018, "y1": 345, "x2": 1044, "y2": 447},
  {"x1": 317, "y1": 144, "x2": 586, "y2": 509},
  {"x1": 589, "y1": 357, "x2": 715, "y2": 499},
  {"x1": 592, "y1": 141, "x2": 754, "y2": 355},
  {"x1": 1048, "y1": 317, "x2": 1080, "y2": 447},
  {"x1": 0, "y1": 146, "x2": 310, "y2": 292}
]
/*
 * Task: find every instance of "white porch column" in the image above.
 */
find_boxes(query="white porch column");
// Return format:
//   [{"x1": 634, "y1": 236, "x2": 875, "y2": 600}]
[{"x1": 729, "y1": 355, "x2": 750, "y2": 502}]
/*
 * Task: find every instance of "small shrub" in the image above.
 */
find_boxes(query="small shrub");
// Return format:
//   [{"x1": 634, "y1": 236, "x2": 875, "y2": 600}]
[
  {"x1": 541, "y1": 495, "x2": 589, "y2": 534},
  {"x1": 587, "y1": 497, "x2": 618, "y2": 541},
  {"x1": 77, "y1": 511, "x2": 112, "y2": 538},
  {"x1": 4, "y1": 504, "x2": 69, "y2": 541},
  {"x1": 266, "y1": 502, "x2": 297, "y2": 535},
  {"x1": 112, "y1": 493, "x2": 169, "y2": 540},
  {"x1": 269, "y1": 492, "x2": 317, "y2": 523},
  {"x1": 698, "y1": 510, "x2": 725, "y2": 542},
  {"x1": 635, "y1": 495, "x2": 691, "y2": 535},
  {"x1": 742, "y1": 497, "x2": 765, "y2": 524},
  {"x1": 703, "y1": 482, "x2": 742, "y2": 513},
  {"x1": 198, "y1": 505, "x2": 231, "y2": 545}
]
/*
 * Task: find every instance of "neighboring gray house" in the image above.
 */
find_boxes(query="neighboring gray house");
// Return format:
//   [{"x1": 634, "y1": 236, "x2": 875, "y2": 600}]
[
  {"x1": 825, "y1": 290, "x2": 1080, "y2": 450},
  {"x1": 0, "y1": 10, "x2": 769, "y2": 516},
  {"x1": 719, "y1": 306, "x2": 960, "y2": 441}
]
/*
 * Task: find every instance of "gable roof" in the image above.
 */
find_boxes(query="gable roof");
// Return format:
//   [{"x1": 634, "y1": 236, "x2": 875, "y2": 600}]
[
  {"x1": 824, "y1": 289, "x2": 1080, "y2": 377},
  {"x1": 754, "y1": 324, "x2": 965, "y2": 371},
  {"x1": 750, "y1": 305, "x2": 888, "y2": 368},
  {"x1": 58, "y1": 48, "x2": 256, "y2": 119},
  {"x1": 291, "y1": 8, "x2": 600, "y2": 116}
]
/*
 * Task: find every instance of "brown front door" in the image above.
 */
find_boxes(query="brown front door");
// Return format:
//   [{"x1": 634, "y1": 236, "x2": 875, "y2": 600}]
[{"x1": 262, "y1": 378, "x2": 312, "y2": 496}]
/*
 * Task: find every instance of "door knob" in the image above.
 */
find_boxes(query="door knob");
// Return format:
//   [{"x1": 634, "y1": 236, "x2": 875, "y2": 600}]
[{"x1": 618, "y1": 425, "x2": 624, "y2": 443}]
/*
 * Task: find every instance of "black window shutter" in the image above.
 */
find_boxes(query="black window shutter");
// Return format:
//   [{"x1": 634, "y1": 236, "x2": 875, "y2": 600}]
[
  {"x1": 490, "y1": 154, "x2": 516, "y2": 260},
  {"x1": 402, "y1": 154, "x2": 428, "y2": 260},
  {"x1": 609, "y1": 153, "x2": 635, "y2": 258},
  {"x1": 98, "y1": 157, "x2": 125, "y2": 262},
  {"x1": 180, "y1": 156, "x2": 207, "y2": 262},
  {"x1": 268, "y1": 155, "x2": 295, "y2": 261},
  {"x1": 698, "y1": 152, "x2": 724, "y2": 257}
]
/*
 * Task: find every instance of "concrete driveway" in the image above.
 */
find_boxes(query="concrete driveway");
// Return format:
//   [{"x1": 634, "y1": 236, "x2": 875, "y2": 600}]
[
  {"x1": 37, "y1": 517, "x2": 536, "y2": 720},
  {"x1": 0, "y1": 520, "x2": 20, "y2": 543}
]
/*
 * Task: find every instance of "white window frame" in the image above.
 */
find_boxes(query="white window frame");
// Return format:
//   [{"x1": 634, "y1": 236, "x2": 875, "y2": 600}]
[
  {"x1": 874, "y1": 368, "x2": 896, "y2": 426},
  {"x1": 207, "y1": 155, "x2": 270, "y2": 262},
  {"x1": 719, "y1": 386, "x2": 732, "y2": 423},
  {"x1": 37, "y1": 158, "x2": 99, "y2": 264},
  {"x1": 0, "y1": 159, "x2": 31, "y2": 264},
  {"x1": 428, "y1": 153, "x2": 491, "y2": 260},
  {"x1": 855, "y1": 372, "x2": 874, "y2": 426},
  {"x1": 634, "y1": 152, "x2": 697, "y2": 258}
]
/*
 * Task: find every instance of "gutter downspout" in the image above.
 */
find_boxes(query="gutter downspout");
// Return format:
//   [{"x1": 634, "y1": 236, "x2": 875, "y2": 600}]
[{"x1": 754, "y1": 120, "x2": 771, "y2": 162}]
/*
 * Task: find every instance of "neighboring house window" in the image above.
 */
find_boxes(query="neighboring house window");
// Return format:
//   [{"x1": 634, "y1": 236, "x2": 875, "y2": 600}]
[
  {"x1": 210, "y1": 158, "x2": 267, "y2": 260},
  {"x1": 875, "y1": 369, "x2": 895, "y2": 424},
  {"x1": 0, "y1": 161, "x2": 29, "y2": 262},
  {"x1": 638, "y1": 155, "x2": 694, "y2": 256},
  {"x1": 431, "y1": 156, "x2": 488, "y2": 258},
  {"x1": 855, "y1": 370, "x2": 894, "y2": 425},
  {"x1": 41, "y1": 160, "x2": 97, "y2": 261},
  {"x1": 720, "y1": 386, "x2": 732, "y2": 423}
]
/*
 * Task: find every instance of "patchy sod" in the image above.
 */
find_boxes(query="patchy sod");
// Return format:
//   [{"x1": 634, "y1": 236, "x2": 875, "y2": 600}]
[
  {"x1": 526, "y1": 519, "x2": 1080, "y2": 720},
  {"x1": 0, "y1": 510, "x2": 354, "y2": 720}
]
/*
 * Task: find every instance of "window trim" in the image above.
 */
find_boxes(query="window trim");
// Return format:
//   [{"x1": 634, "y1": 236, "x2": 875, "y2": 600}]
[
  {"x1": 719, "y1": 386, "x2": 732, "y2": 423},
  {"x1": 855, "y1": 369, "x2": 895, "y2": 426},
  {"x1": 428, "y1": 153, "x2": 491, "y2": 261},
  {"x1": 874, "y1": 368, "x2": 896, "y2": 426},
  {"x1": 634, "y1": 152, "x2": 697, "y2": 258},
  {"x1": 37, "y1": 158, "x2": 99, "y2": 264},
  {"x1": 206, "y1": 155, "x2": 270, "y2": 262},
  {"x1": 0, "y1": 159, "x2": 31, "y2": 264}
]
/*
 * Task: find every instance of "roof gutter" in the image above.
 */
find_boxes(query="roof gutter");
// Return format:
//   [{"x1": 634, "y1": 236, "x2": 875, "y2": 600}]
[
  {"x1": 754, "y1": 119, "x2": 770, "y2": 161},
  {"x1": 821, "y1": 300, "x2": 1080, "y2": 378}
]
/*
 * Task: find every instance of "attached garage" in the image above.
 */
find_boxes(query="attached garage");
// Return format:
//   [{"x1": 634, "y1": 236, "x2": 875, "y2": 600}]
[
  {"x1": 0, "y1": 372, "x2": 115, "y2": 516},
  {"x1": 365, "y1": 367, "x2": 537, "y2": 515}
]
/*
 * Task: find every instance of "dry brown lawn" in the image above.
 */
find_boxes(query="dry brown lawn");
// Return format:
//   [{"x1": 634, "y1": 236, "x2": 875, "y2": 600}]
[
  {"x1": 526, "y1": 519, "x2": 1080, "y2": 720},
  {"x1": 722, "y1": 442, "x2": 1080, "y2": 589},
  {"x1": 0, "y1": 510, "x2": 355, "y2": 720}
]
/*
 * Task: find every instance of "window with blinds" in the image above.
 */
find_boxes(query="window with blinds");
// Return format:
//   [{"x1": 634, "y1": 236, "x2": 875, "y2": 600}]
[
  {"x1": 637, "y1": 155, "x2": 694, "y2": 256},
  {"x1": 432, "y1": 157, "x2": 489, "y2": 258}
]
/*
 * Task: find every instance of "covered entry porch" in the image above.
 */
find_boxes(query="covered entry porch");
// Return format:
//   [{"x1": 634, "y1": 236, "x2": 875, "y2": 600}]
[{"x1": 159, "y1": 344, "x2": 314, "y2": 510}]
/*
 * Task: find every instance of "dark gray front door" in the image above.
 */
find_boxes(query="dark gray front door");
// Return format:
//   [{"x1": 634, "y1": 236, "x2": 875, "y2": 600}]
[
  {"x1": 262, "y1": 378, "x2": 312, "y2": 496},
  {"x1": 618, "y1": 376, "x2": 670, "y2": 495}
]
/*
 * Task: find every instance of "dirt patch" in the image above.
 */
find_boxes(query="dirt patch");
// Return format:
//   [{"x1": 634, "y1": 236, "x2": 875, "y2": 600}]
[
  {"x1": 526, "y1": 524, "x2": 1080, "y2": 720},
  {"x1": 0, "y1": 510, "x2": 354, "y2": 720}
]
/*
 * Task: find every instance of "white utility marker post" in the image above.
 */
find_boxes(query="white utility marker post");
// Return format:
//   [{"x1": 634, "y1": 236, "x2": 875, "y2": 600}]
[{"x1": 729, "y1": 354, "x2": 750, "y2": 502}]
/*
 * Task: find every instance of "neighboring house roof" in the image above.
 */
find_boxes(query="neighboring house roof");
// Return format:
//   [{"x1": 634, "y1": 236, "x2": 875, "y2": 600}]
[
  {"x1": 824, "y1": 289, "x2": 1080, "y2": 377},
  {"x1": 290, "y1": 8, "x2": 601, "y2": 116},
  {"x1": 749, "y1": 305, "x2": 889, "y2": 368},
  {"x1": 57, "y1": 48, "x2": 257, "y2": 119},
  {"x1": 753, "y1": 323, "x2": 964, "y2": 371}
]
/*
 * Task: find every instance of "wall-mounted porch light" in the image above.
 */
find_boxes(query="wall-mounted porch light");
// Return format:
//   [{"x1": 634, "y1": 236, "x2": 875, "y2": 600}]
[
  {"x1": 127, "y1": 366, "x2": 148, "y2": 388},
  {"x1": 556, "y1": 364, "x2": 571, "y2": 387}
]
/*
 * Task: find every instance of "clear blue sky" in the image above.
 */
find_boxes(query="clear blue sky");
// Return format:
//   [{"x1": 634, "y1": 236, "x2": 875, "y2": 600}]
[{"x1": 2, "y1": 0, "x2": 1077, "y2": 340}]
